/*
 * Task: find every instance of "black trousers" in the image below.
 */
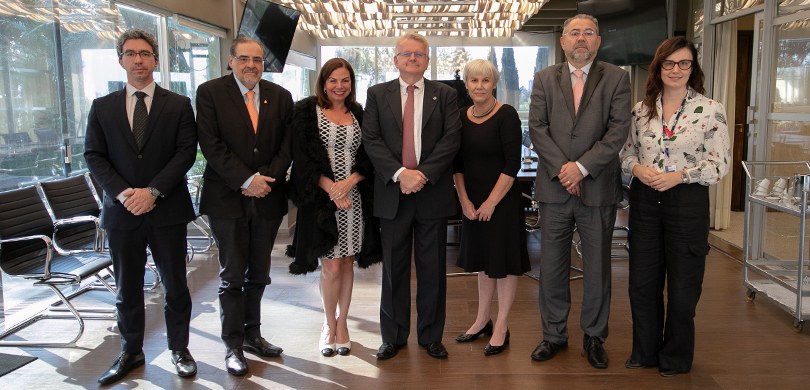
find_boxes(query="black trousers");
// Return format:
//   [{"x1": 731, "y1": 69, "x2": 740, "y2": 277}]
[
  {"x1": 379, "y1": 195, "x2": 447, "y2": 346},
  {"x1": 209, "y1": 199, "x2": 282, "y2": 349},
  {"x1": 627, "y1": 181, "x2": 709, "y2": 372},
  {"x1": 107, "y1": 222, "x2": 191, "y2": 354}
]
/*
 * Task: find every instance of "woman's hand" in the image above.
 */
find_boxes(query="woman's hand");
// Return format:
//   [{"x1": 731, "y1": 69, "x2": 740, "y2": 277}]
[
  {"x1": 647, "y1": 171, "x2": 682, "y2": 192},
  {"x1": 329, "y1": 177, "x2": 356, "y2": 200},
  {"x1": 333, "y1": 196, "x2": 352, "y2": 209},
  {"x1": 476, "y1": 200, "x2": 497, "y2": 221},
  {"x1": 632, "y1": 165, "x2": 659, "y2": 187},
  {"x1": 460, "y1": 199, "x2": 478, "y2": 220}
]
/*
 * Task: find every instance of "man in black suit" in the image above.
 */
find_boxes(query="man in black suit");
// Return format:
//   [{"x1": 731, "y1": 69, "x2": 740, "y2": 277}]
[
  {"x1": 84, "y1": 29, "x2": 198, "y2": 385},
  {"x1": 362, "y1": 32, "x2": 461, "y2": 360},
  {"x1": 196, "y1": 36, "x2": 293, "y2": 376}
]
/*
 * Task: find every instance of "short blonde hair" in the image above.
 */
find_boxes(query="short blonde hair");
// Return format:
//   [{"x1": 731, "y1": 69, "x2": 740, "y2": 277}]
[
  {"x1": 395, "y1": 32, "x2": 430, "y2": 54},
  {"x1": 463, "y1": 59, "x2": 500, "y2": 84}
]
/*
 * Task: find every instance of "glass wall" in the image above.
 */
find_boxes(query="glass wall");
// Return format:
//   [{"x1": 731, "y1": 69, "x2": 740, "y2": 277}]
[
  {"x1": 320, "y1": 44, "x2": 552, "y2": 113},
  {"x1": 0, "y1": 0, "x2": 222, "y2": 192}
]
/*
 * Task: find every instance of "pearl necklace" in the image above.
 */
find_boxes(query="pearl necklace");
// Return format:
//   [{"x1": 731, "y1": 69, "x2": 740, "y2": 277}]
[{"x1": 471, "y1": 99, "x2": 497, "y2": 118}]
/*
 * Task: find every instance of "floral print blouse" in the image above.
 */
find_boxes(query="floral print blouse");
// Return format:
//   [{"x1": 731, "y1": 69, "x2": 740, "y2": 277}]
[{"x1": 620, "y1": 88, "x2": 731, "y2": 186}]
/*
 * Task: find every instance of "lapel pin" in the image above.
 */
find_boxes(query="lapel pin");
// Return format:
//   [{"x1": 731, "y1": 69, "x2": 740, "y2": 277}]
[
  {"x1": 263, "y1": 100, "x2": 268, "y2": 104},
  {"x1": 433, "y1": 96, "x2": 437, "y2": 101}
]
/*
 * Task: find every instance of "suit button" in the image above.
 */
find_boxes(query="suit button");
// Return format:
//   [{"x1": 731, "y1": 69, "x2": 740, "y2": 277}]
[
  {"x1": 137, "y1": 155, "x2": 143, "y2": 159},
  {"x1": 254, "y1": 148, "x2": 258, "y2": 153},
  {"x1": 571, "y1": 134, "x2": 577, "y2": 139}
]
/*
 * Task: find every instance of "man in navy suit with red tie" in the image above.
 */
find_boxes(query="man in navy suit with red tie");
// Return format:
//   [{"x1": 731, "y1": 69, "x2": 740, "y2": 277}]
[
  {"x1": 362, "y1": 32, "x2": 461, "y2": 360},
  {"x1": 196, "y1": 35, "x2": 293, "y2": 376},
  {"x1": 85, "y1": 29, "x2": 198, "y2": 385}
]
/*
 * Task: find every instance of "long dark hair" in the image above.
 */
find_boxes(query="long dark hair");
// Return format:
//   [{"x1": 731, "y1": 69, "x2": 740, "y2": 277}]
[
  {"x1": 316, "y1": 58, "x2": 358, "y2": 112},
  {"x1": 643, "y1": 36, "x2": 705, "y2": 122}
]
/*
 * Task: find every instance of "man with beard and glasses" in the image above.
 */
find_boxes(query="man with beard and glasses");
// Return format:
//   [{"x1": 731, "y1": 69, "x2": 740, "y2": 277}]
[
  {"x1": 196, "y1": 35, "x2": 293, "y2": 376},
  {"x1": 527, "y1": 14, "x2": 631, "y2": 369}
]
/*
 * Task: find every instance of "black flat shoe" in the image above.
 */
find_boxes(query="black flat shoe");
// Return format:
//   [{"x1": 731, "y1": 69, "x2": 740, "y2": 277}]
[
  {"x1": 659, "y1": 368, "x2": 680, "y2": 377},
  {"x1": 455, "y1": 319, "x2": 493, "y2": 342},
  {"x1": 98, "y1": 350, "x2": 145, "y2": 385},
  {"x1": 625, "y1": 358, "x2": 657, "y2": 369},
  {"x1": 531, "y1": 340, "x2": 567, "y2": 361},
  {"x1": 483, "y1": 330, "x2": 510, "y2": 356}
]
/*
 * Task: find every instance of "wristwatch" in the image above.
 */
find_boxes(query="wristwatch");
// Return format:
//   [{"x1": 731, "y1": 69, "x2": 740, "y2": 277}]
[
  {"x1": 147, "y1": 187, "x2": 162, "y2": 198},
  {"x1": 680, "y1": 170, "x2": 689, "y2": 184}
]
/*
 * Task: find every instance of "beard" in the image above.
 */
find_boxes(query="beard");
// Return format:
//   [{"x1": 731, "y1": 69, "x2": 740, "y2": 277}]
[{"x1": 570, "y1": 48, "x2": 594, "y2": 62}]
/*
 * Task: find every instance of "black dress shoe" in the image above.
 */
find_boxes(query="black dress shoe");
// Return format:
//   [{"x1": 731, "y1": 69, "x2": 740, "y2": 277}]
[
  {"x1": 455, "y1": 319, "x2": 493, "y2": 342},
  {"x1": 171, "y1": 349, "x2": 197, "y2": 377},
  {"x1": 225, "y1": 348, "x2": 248, "y2": 376},
  {"x1": 625, "y1": 358, "x2": 656, "y2": 369},
  {"x1": 659, "y1": 368, "x2": 681, "y2": 377},
  {"x1": 243, "y1": 336, "x2": 283, "y2": 357},
  {"x1": 583, "y1": 335, "x2": 608, "y2": 369},
  {"x1": 98, "y1": 350, "x2": 145, "y2": 385},
  {"x1": 422, "y1": 342, "x2": 449, "y2": 358},
  {"x1": 530, "y1": 340, "x2": 567, "y2": 361},
  {"x1": 376, "y1": 342, "x2": 399, "y2": 360},
  {"x1": 483, "y1": 330, "x2": 510, "y2": 356}
]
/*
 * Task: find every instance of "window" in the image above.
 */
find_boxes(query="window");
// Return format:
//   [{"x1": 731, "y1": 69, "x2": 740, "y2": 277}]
[{"x1": 0, "y1": 1, "x2": 221, "y2": 192}]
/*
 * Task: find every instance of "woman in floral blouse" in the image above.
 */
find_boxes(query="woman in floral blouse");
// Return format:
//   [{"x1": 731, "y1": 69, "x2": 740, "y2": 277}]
[{"x1": 619, "y1": 36, "x2": 730, "y2": 377}]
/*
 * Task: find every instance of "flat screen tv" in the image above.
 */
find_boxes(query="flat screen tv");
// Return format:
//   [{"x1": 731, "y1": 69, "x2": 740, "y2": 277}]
[
  {"x1": 577, "y1": 0, "x2": 668, "y2": 66},
  {"x1": 237, "y1": 0, "x2": 300, "y2": 72}
]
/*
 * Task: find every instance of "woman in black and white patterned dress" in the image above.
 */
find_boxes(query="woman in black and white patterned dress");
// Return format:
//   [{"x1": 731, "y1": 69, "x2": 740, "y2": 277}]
[{"x1": 287, "y1": 58, "x2": 381, "y2": 357}]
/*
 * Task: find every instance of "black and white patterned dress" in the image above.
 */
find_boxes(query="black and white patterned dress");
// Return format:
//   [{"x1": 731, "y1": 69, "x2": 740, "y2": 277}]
[{"x1": 317, "y1": 106, "x2": 363, "y2": 259}]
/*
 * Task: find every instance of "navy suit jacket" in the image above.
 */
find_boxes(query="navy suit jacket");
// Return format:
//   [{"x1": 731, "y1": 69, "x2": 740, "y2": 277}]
[
  {"x1": 362, "y1": 78, "x2": 461, "y2": 220},
  {"x1": 196, "y1": 75, "x2": 293, "y2": 220},
  {"x1": 84, "y1": 85, "x2": 197, "y2": 229}
]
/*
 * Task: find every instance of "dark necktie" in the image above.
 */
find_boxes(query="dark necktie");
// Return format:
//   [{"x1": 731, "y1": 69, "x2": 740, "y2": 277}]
[
  {"x1": 133, "y1": 91, "x2": 148, "y2": 148},
  {"x1": 402, "y1": 84, "x2": 417, "y2": 169}
]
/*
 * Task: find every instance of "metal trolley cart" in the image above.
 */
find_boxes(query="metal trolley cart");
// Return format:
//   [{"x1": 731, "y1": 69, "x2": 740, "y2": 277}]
[{"x1": 741, "y1": 161, "x2": 810, "y2": 332}]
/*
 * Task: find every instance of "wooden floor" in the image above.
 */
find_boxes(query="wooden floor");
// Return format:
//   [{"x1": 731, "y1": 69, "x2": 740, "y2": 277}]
[{"x1": 1, "y1": 229, "x2": 810, "y2": 389}]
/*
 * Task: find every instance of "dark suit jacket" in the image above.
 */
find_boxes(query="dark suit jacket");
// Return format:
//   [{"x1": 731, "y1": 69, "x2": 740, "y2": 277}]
[
  {"x1": 528, "y1": 60, "x2": 631, "y2": 207},
  {"x1": 196, "y1": 74, "x2": 293, "y2": 220},
  {"x1": 362, "y1": 78, "x2": 461, "y2": 220},
  {"x1": 84, "y1": 85, "x2": 197, "y2": 229}
]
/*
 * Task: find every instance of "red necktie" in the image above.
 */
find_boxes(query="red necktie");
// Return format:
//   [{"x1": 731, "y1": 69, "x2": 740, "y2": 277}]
[
  {"x1": 573, "y1": 69, "x2": 584, "y2": 114},
  {"x1": 246, "y1": 90, "x2": 258, "y2": 133},
  {"x1": 402, "y1": 85, "x2": 417, "y2": 169}
]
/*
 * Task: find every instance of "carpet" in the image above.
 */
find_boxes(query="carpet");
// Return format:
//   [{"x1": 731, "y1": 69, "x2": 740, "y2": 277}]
[{"x1": 0, "y1": 352, "x2": 37, "y2": 377}]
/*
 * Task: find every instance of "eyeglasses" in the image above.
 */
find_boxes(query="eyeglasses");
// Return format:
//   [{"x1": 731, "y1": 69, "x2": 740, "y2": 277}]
[
  {"x1": 234, "y1": 56, "x2": 264, "y2": 65},
  {"x1": 397, "y1": 51, "x2": 427, "y2": 59},
  {"x1": 121, "y1": 50, "x2": 155, "y2": 59},
  {"x1": 565, "y1": 29, "x2": 597, "y2": 38},
  {"x1": 661, "y1": 60, "x2": 693, "y2": 70}
]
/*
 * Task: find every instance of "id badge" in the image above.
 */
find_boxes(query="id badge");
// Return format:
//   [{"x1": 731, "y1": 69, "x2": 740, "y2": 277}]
[{"x1": 664, "y1": 165, "x2": 677, "y2": 173}]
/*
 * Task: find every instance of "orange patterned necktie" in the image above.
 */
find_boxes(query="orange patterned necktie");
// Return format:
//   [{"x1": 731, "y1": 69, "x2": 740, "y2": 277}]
[{"x1": 246, "y1": 90, "x2": 258, "y2": 133}]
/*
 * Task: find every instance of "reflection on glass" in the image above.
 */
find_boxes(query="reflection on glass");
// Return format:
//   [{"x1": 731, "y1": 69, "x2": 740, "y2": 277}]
[
  {"x1": 263, "y1": 63, "x2": 311, "y2": 103},
  {"x1": 768, "y1": 121, "x2": 810, "y2": 165},
  {"x1": 779, "y1": 0, "x2": 810, "y2": 16},
  {"x1": 166, "y1": 18, "x2": 222, "y2": 103},
  {"x1": 771, "y1": 18, "x2": 810, "y2": 113},
  {"x1": 691, "y1": 0, "x2": 704, "y2": 41},
  {"x1": 713, "y1": 0, "x2": 764, "y2": 17}
]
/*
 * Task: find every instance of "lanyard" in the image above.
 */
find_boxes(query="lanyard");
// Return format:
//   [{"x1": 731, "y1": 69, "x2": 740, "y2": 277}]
[{"x1": 662, "y1": 97, "x2": 687, "y2": 157}]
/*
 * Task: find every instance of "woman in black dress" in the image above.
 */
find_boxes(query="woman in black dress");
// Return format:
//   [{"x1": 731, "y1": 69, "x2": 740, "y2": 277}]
[{"x1": 453, "y1": 59, "x2": 530, "y2": 356}]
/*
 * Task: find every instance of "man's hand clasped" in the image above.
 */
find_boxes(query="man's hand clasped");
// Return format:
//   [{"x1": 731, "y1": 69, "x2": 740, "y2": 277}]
[
  {"x1": 242, "y1": 174, "x2": 275, "y2": 198},
  {"x1": 399, "y1": 169, "x2": 427, "y2": 194}
]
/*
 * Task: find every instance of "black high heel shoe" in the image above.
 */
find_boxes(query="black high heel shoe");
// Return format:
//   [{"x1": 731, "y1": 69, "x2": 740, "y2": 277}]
[
  {"x1": 455, "y1": 320, "x2": 494, "y2": 342},
  {"x1": 483, "y1": 330, "x2": 510, "y2": 356}
]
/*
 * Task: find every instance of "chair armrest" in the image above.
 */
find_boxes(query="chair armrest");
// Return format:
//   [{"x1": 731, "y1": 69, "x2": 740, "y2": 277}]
[
  {"x1": 1, "y1": 234, "x2": 56, "y2": 278},
  {"x1": 54, "y1": 215, "x2": 100, "y2": 227}
]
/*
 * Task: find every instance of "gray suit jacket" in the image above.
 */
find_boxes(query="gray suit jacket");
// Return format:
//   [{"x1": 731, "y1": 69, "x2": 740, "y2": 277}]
[
  {"x1": 528, "y1": 60, "x2": 631, "y2": 207},
  {"x1": 362, "y1": 79, "x2": 461, "y2": 220}
]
